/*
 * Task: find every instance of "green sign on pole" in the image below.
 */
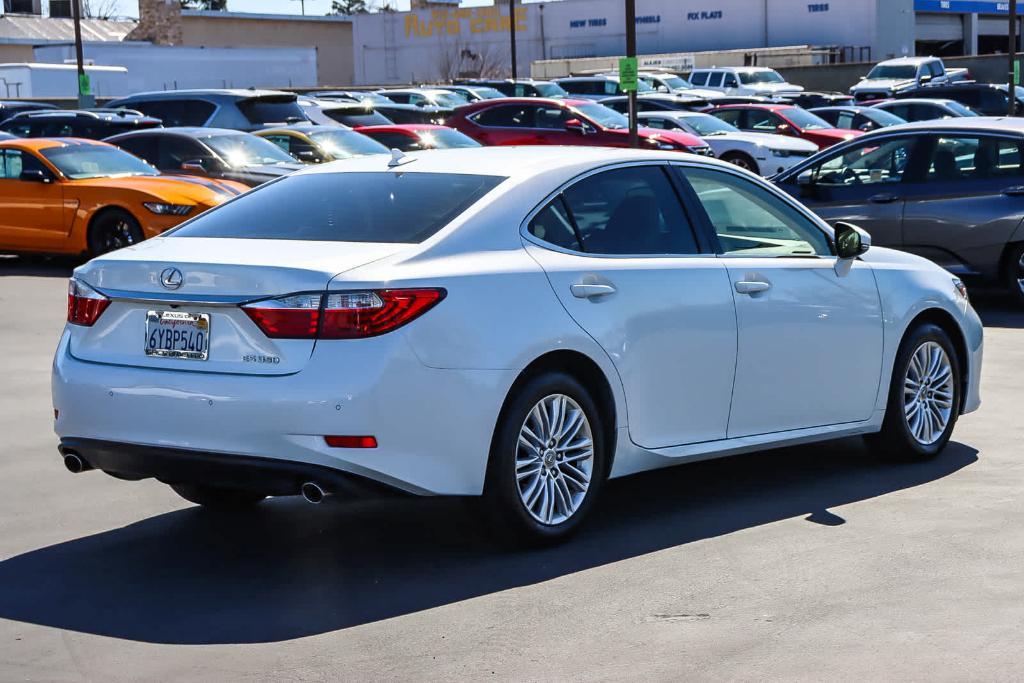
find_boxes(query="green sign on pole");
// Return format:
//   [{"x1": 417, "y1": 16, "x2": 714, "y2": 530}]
[
  {"x1": 78, "y1": 73, "x2": 91, "y2": 96},
  {"x1": 619, "y1": 56, "x2": 638, "y2": 92}
]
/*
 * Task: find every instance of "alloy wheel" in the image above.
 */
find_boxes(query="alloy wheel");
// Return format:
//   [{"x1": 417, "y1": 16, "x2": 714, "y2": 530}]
[
  {"x1": 102, "y1": 219, "x2": 138, "y2": 253},
  {"x1": 515, "y1": 393, "x2": 594, "y2": 526},
  {"x1": 903, "y1": 341, "x2": 955, "y2": 446}
]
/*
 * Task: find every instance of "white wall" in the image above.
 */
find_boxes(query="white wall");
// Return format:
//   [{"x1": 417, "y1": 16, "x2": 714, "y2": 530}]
[
  {"x1": 33, "y1": 43, "x2": 317, "y2": 94},
  {"x1": 352, "y1": 0, "x2": 890, "y2": 85}
]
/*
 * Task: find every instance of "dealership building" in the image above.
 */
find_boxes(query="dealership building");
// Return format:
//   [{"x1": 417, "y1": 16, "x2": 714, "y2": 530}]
[{"x1": 352, "y1": 0, "x2": 1024, "y2": 85}]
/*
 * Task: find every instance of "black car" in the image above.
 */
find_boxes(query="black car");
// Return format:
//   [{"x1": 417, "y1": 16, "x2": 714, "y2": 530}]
[
  {"x1": 809, "y1": 105, "x2": 907, "y2": 132},
  {"x1": 0, "y1": 100, "x2": 57, "y2": 123},
  {"x1": 455, "y1": 78, "x2": 568, "y2": 98},
  {"x1": 599, "y1": 94, "x2": 706, "y2": 114},
  {"x1": 0, "y1": 109, "x2": 161, "y2": 139},
  {"x1": 106, "y1": 89, "x2": 309, "y2": 132},
  {"x1": 894, "y1": 82, "x2": 1024, "y2": 117},
  {"x1": 105, "y1": 127, "x2": 304, "y2": 187}
]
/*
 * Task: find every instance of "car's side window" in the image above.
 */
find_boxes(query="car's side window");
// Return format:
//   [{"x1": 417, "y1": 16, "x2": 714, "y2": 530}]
[
  {"x1": 115, "y1": 136, "x2": 158, "y2": 166},
  {"x1": 366, "y1": 131, "x2": 420, "y2": 151},
  {"x1": 723, "y1": 74, "x2": 739, "y2": 88},
  {"x1": 713, "y1": 109, "x2": 743, "y2": 127},
  {"x1": 603, "y1": 81, "x2": 620, "y2": 96},
  {"x1": 262, "y1": 134, "x2": 291, "y2": 152},
  {"x1": 836, "y1": 112, "x2": 855, "y2": 129},
  {"x1": 528, "y1": 197, "x2": 580, "y2": 251},
  {"x1": 1, "y1": 121, "x2": 31, "y2": 137},
  {"x1": 0, "y1": 150, "x2": 46, "y2": 179},
  {"x1": 681, "y1": 166, "x2": 832, "y2": 257},
  {"x1": 159, "y1": 137, "x2": 208, "y2": 169},
  {"x1": 707, "y1": 72, "x2": 724, "y2": 87},
  {"x1": 690, "y1": 71, "x2": 709, "y2": 86},
  {"x1": 747, "y1": 110, "x2": 779, "y2": 132},
  {"x1": 884, "y1": 104, "x2": 911, "y2": 121},
  {"x1": 925, "y1": 136, "x2": 1024, "y2": 182},
  {"x1": 560, "y1": 166, "x2": 700, "y2": 255},
  {"x1": 812, "y1": 137, "x2": 916, "y2": 186},
  {"x1": 643, "y1": 117, "x2": 668, "y2": 130},
  {"x1": 534, "y1": 106, "x2": 569, "y2": 129},
  {"x1": 472, "y1": 105, "x2": 534, "y2": 128}
]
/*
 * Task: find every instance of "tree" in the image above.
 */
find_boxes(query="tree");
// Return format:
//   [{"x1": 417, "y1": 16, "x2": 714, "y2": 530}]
[
  {"x1": 82, "y1": 0, "x2": 120, "y2": 19},
  {"x1": 179, "y1": 0, "x2": 227, "y2": 10},
  {"x1": 329, "y1": 0, "x2": 366, "y2": 14}
]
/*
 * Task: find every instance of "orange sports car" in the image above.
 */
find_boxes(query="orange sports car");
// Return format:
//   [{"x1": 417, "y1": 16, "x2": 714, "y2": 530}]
[{"x1": 0, "y1": 138, "x2": 247, "y2": 256}]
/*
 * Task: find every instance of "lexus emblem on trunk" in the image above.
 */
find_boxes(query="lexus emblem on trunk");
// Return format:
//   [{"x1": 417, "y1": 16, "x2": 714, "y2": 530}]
[{"x1": 160, "y1": 267, "x2": 184, "y2": 290}]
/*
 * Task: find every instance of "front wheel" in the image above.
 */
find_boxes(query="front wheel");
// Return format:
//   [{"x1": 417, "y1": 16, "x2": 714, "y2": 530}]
[
  {"x1": 484, "y1": 372, "x2": 607, "y2": 545},
  {"x1": 720, "y1": 152, "x2": 758, "y2": 174},
  {"x1": 88, "y1": 209, "x2": 144, "y2": 257},
  {"x1": 868, "y1": 323, "x2": 961, "y2": 459}
]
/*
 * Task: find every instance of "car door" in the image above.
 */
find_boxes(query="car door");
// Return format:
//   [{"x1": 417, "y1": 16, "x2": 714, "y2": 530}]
[
  {"x1": 157, "y1": 136, "x2": 214, "y2": 174},
  {"x1": 468, "y1": 104, "x2": 554, "y2": 146},
  {"x1": 899, "y1": 134, "x2": 1024, "y2": 279},
  {"x1": 522, "y1": 163, "x2": 737, "y2": 449},
  {"x1": 0, "y1": 148, "x2": 66, "y2": 251},
  {"x1": 679, "y1": 164, "x2": 883, "y2": 438},
  {"x1": 776, "y1": 134, "x2": 924, "y2": 248},
  {"x1": 722, "y1": 72, "x2": 740, "y2": 95}
]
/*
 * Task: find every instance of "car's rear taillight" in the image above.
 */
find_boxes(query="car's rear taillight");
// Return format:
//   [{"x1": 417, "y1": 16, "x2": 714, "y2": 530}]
[
  {"x1": 67, "y1": 278, "x2": 110, "y2": 326},
  {"x1": 242, "y1": 289, "x2": 444, "y2": 340}
]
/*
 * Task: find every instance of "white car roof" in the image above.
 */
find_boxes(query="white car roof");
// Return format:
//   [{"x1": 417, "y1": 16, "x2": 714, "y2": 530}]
[{"x1": 876, "y1": 57, "x2": 934, "y2": 66}]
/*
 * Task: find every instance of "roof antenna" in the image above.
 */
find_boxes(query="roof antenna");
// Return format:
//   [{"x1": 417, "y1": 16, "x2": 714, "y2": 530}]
[{"x1": 388, "y1": 148, "x2": 416, "y2": 168}]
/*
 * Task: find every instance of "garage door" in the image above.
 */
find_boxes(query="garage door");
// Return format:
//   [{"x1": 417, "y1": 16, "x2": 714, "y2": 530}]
[{"x1": 916, "y1": 13, "x2": 963, "y2": 41}]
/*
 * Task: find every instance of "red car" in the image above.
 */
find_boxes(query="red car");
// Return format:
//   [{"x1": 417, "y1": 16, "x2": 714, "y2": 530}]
[
  {"x1": 447, "y1": 97, "x2": 713, "y2": 155},
  {"x1": 710, "y1": 104, "x2": 863, "y2": 150},
  {"x1": 355, "y1": 124, "x2": 481, "y2": 152}
]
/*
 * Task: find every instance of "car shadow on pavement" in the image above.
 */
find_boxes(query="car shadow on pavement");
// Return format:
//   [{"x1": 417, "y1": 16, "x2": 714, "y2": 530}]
[
  {"x1": 0, "y1": 438, "x2": 977, "y2": 645},
  {"x1": 970, "y1": 291, "x2": 1024, "y2": 329},
  {"x1": 0, "y1": 255, "x2": 78, "y2": 278}
]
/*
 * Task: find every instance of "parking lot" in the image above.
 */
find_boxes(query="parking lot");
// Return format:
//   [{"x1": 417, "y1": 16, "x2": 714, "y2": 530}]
[{"x1": 0, "y1": 255, "x2": 1019, "y2": 679}]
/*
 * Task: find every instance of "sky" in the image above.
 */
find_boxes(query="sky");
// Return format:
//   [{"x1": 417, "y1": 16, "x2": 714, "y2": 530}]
[{"x1": 110, "y1": 0, "x2": 542, "y2": 20}]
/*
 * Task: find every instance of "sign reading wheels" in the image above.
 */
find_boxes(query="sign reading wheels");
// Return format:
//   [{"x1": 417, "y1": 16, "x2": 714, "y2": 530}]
[{"x1": 619, "y1": 57, "x2": 639, "y2": 92}]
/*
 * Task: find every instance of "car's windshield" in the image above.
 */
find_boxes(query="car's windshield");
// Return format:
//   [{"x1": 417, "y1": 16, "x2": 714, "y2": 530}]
[
  {"x1": 576, "y1": 103, "x2": 629, "y2": 129},
  {"x1": 945, "y1": 100, "x2": 981, "y2": 117},
  {"x1": 534, "y1": 82, "x2": 569, "y2": 98},
  {"x1": 659, "y1": 75, "x2": 692, "y2": 90},
  {"x1": 738, "y1": 70, "x2": 785, "y2": 84},
  {"x1": 170, "y1": 172, "x2": 506, "y2": 243},
  {"x1": 681, "y1": 113, "x2": 738, "y2": 135},
  {"x1": 867, "y1": 64, "x2": 919, "y2": 80},
  {"x1": 204, "y1": 134, "x2": 296, "y2": 166},
  {"x1": 328, "y1": 91, "x2": 392, "y2": 105},
  {"x1": 784, "y1": 108, "x2": 833, "y2": 130},
  {"x1": 41, "y1": 145, "x2": 158, "y2": 179},
  {"x1": 417, "y1": 128, "x2": 481, "y2": 149},
  {"x1": 309, "y1": 130, "x2": 390, "y2": 158},
  {"x1": 431, "y1": 92, "x2": 468, "y2": 107},
  {"x1": 863, "y1": 108, "x2": 907, "y2": 126}
]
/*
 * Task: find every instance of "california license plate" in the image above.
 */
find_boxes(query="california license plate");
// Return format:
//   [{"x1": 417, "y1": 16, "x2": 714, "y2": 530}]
[{"x1": 145, "y1": 310, "x2": 211, "y2": 360}]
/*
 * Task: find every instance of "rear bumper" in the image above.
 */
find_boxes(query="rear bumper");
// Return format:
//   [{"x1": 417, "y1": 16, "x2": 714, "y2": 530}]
[{"x1": 58, "y1": 437, "x2": 403, "y2": 498}]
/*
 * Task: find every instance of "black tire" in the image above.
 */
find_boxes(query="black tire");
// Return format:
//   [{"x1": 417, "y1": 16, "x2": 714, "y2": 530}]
[
  {"x1": 170, "y1": 484, "x2": 266, "y2": 509},
  {"x1": 867, "y1": 323, "x2": 961, "y2": 460},
  {"x1": 720, "y1": 152, "x2": 758, "y2": 173},
  {"x1": 87, "y1": 209, "x2": 144, "y2": 257},
  {"x1": 1003, "y1": 242, "x2": 1024, "y2": 306},
  {"x1": 483, "y1": 371, "x2": 608, "y2": 546}
]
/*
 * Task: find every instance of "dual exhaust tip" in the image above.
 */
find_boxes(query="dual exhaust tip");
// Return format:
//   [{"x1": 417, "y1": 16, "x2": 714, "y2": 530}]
[{"x1": 63, "y1": 451, "x2": 330, "y2": 505}]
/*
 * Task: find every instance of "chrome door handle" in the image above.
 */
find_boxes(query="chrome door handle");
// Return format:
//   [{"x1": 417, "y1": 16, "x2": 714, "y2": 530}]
[
  {"x1": 869, "y1": 192, "x2": 900, "y2": 204},
  {"x1": 570, "y1": 283, "x2": 616, "y2": 299},
  {"x1": 734, "y1": 280, "x2": 771, "y2": 295}
]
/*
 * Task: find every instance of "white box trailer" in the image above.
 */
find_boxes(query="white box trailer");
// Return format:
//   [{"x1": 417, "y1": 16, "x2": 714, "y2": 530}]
[{"x1": 0, "y1": 63, "x2": 128, "y2": 99}]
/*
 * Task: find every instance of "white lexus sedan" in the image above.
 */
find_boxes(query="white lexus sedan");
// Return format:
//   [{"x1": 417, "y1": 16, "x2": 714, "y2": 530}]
[
  {"x1": 52, "y1": 146, "x2": 983, "y2": 544},
  {"x1": 638, "y1": 110, "x2": 819, "y2": 176}
]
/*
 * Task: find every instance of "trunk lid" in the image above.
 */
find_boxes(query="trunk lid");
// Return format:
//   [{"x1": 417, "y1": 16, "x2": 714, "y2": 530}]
[{"x1": 69, "y1": 237, "x2": 406, "y2": 375}]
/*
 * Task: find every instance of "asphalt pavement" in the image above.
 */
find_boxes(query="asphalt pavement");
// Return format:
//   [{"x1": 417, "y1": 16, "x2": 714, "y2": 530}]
[{"x1": 1, "y1": 255, "x2": 1022, "y2": 681}]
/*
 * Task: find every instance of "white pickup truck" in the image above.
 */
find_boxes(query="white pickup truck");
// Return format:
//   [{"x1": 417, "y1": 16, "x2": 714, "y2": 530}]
[{"x1": 850, "y1": 57, "x2": 969, "y2": 101}]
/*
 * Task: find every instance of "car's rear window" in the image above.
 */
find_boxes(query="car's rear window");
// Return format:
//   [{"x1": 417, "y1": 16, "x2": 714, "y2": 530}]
[
  {"x1": 170, "y1": 171, "x2": 505, "y2": 243},
  {"x1": 237, "y1": 97, "x2": 306, "y2": 125}
]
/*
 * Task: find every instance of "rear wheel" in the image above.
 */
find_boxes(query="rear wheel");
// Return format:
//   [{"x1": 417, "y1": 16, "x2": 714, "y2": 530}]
[
  {"x1": 720, "y1": 152, "x2": 758, "y2": 174},
  {"x1": 1004, "y1": 242, "x2": 1024, "y2": 306},
  {"x1": 88, "y1": 209, "x2": 144, "y2": 257},
  {"x1": 484, "y1": 372, "x2": 607, "y2": 545},
  {"x1": 868, "y1": 323, "x2": 961, "y2": 460},
  {"x1": 170, "y1": 484, "x2": 266, "y2": 509}
]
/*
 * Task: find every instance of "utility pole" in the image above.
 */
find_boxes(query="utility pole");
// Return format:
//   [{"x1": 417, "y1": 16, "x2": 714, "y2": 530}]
[
  {"x1": 1010, "y1": 0, "x2": 1018, "y2": 116},
  {"x1": 509, "y1": 0, "x2": 518, "y2": 80},
  {"x1": 70, "y1": 0, "x2": 93, "y2": 109},
  {"x1": 625, "y1": 0, "x2": 638, "y2": 148}
]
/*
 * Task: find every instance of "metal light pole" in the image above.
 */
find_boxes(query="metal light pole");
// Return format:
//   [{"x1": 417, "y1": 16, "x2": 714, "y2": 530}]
[
  {"x1": 70, "y1": 0, "x2": 93, "y2": 108},
  {"x1": 509, "y1": 0, "x2": 518, "y2": 80},
  {"x1": 1010, "y1": 0, "x2": 1018, "y2": 116},
  {"x1": 625, "y1": 0, "x2": 638, "y2": 148}
]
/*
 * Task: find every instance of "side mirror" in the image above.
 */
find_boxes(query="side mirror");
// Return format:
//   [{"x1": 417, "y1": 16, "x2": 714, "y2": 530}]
[
  {"x1": 180, "y1": 159, "x2": 208, "y2": 175},
  {"x1": 565, "y1": 118, "x2": 588, "y2": 135},
  {"x1": 919, "y1": 74, "x2": 932, "y2": 84},
  {"x1": 834, "y1": 221, "x2": 871, "y2": 274},
  {"x1": 859, "y1": 122, "x2": 875, "y2": 132},
  {"x1": 19, "y1": 169, "x2": 51, "y2": 183},
  {"x1": 657, "y1": 85, "x2": 669, "y2": 93},
  {"x1": 797, "y1": 169, "x2": 814, "y2": 186},
  {"x1": 775, "y1": 123, "x2": 791, "y2": 135}
]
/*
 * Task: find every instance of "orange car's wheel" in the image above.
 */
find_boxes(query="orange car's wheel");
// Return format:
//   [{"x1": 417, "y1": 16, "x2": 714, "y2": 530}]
[{"x1": 88, "y1": 209, "x2": 144, "y2": 257}]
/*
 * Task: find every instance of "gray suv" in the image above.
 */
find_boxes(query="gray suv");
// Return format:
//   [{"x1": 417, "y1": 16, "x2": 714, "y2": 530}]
[
  {"x1": 775, "y1": 118, "x2": 1024, "y2": 303},
  {"x1": 106, "y1": 89, "x2": 308, "y2": 132}
]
